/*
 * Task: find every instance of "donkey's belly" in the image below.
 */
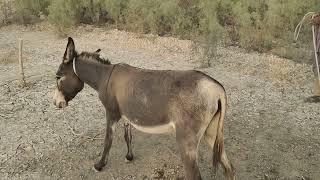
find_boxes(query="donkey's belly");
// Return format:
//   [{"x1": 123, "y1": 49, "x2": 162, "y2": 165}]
[{"x1": 122, "y1": 115, "x2": 175, "y2": 134}]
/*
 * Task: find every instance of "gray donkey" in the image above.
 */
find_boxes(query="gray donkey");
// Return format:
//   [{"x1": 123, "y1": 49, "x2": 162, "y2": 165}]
[{"x1": 53, "y1": 37, "x2": 235, "y2": 180}]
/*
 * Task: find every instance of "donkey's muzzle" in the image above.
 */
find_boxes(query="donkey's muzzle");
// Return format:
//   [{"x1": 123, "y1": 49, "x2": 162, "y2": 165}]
[
  {"x1": 53, "y1": 100, "x2": 67, "y2": 108},
  {"x1": 53, "y1": 89, "x2": 68, "y2": 108}
]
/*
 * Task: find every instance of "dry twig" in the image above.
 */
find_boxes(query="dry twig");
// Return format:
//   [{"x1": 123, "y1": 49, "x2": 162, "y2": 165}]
[{"x1": 62, "y1": 108, "x2": 104, "y2": 141}]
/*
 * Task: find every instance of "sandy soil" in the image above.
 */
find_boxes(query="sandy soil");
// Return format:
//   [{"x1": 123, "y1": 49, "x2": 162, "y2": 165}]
[{"x1": 0, "y1": 24, "x2": 319, "y2": 180}]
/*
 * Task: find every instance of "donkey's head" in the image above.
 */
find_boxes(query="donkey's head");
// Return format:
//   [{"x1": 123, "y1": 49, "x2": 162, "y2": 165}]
[{"x1": 53, "y1": 37, "x2": 84, "y2": 108}]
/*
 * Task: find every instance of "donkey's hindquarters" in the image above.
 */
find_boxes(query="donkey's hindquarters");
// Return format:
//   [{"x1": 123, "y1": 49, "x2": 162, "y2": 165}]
[{"x1": 172, "y1": 77, "x2": 235, "y2": 180}]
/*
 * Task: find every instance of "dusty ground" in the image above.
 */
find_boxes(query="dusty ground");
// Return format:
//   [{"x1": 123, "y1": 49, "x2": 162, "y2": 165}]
[{"x1": 0, "y1": 24, "x2": 319, "y2": 180}]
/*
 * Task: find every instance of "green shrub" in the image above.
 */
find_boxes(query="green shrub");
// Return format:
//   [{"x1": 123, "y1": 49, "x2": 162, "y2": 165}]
[
  {"x1": 124, "y1": 0, "x2": 161, "y2": 33},
  {"x1": 123, "y1": 0, "x2": 177, "y2": 35},
  {"x1": 232, "y1": 0, "x2": 272, "y2": 52},
  {"x1": 11, "y1": 0, "x2": 320, "y2": 63},
  {"x1": 101, "y1": 0, "x2": 128, "y2": 25},
  {"x1": 48, "y1": 0, "x2": 111, "y2": 34},
  {"x1": 265, "y1": 0, "x2": 317, "y2": 61},
  {"x1": 215, "y1": 0, "x2": 239, "y2": 45},
  {"x1": 48, "y1": 0, "x2": 77, "y2": 34},
  {"x1": 0, "y1": 1, "x2": 14, "y2": 26},
  {"x1": 197, "y1": 0, "x2": 223, "y2": 67},
  {"x1": 171, "y1": 0, "x2": 201, "y2": 38},
  {"x1": 151, "y1": 0, "x2": 177, "y2": 36},
  {"x1": 14, "y1": 0, "x2": 51, "y2": 24}
]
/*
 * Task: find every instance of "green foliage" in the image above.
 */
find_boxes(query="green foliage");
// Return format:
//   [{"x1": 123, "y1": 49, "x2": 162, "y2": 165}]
[
  {"x1": 124, "y1": 0, "x2": 163, "y2": 33},
  {"x1": 197, "y1": 0, "x2": 224, "y2": 67},
  {"x1": 216, "y1": 0, "x2": 239, "y2": 44},
  {"x1": 0, "y1": 1, "x2": 14, "y2": 25},
  {"x1": 47, "y1": 0, "x2": 77, "y2": 34},
  {"x1": 233, "y1": 0, "x2": 272, "y2": 52},
  {"x1": 265, "y1": 0, "x2": 317, "y2": 60},
  {"x1": 214, "y1": 0, "x2": 317, "y2": 61},
  {"x1": 11, "y1": 0, "x2": 320, "y2": 63},
  {"x1": 124, "y1": 0, "x2": 178, "y2": 35},
  {"x1": 14, "y1": 0, "x2": 51, "y2": 24},
  {"x1": 101, "y1": 0, "x2": 128, "y2": 24},
  {"x1": 171, "y1": 0, "x2": 201, "y2": 38}
]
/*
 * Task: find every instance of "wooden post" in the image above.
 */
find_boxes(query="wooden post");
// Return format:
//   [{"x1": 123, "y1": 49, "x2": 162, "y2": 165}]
[
  {"x1": 18, "y1": 38, "x2": 26, "y2": 87},
  {"x1": 312, "y1": 14, "x2": 320, "y2": 95}
]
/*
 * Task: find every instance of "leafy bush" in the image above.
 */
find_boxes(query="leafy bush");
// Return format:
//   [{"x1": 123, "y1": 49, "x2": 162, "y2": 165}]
[
  {"x1": 0, "y1": 0, "x2": 14, "y2": 26},
  {"x1": 213, "y1": 0, "x2": 317, "y2": 60},
  {"x1": 233, "y1": 0, "x2": 272, "y2": 52},
  {"x1": 266, "y1": 0, "x2": 318, "y2": 60},
  {"x1": 14, "y1": 0, "x2": 51, "y2": 24},
  {"x1": 216, "y1": 0, "x2": 239, "y2": 45},
  {"x1": 10, "y1": 0, "x2": 320, "y2": 63},
  {"x1": 171, "y1": 0, "x2": 201, "y2": 38},
  {"x1": 197, "y1": 0, "x2": 223, "y2": 67},
  {"x1": 47, "y1": 0, "x2": 77, "y2": 34},
  {"x1": 101, "y1": 0, "x2": 128, "y2": 25}
]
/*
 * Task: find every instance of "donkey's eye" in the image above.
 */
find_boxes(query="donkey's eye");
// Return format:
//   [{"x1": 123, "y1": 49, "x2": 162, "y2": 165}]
[{"x1": 56, "y1": 76, "x2": 62, "y2": 80}]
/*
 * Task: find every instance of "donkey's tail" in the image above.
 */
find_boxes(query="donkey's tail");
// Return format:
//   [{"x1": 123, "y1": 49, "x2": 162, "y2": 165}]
[{"x1": 212, "y1": 91, "x2": 227, "y2": 169}]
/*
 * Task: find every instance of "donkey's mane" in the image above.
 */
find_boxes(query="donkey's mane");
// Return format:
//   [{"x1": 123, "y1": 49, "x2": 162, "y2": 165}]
[{"x1": 78, "y1": 51, "x2": 111, "y2": 65}]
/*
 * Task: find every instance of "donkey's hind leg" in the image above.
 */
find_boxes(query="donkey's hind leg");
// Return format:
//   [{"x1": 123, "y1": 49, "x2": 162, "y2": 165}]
[
  {"x1": 176, "y1": 126, "x2": 202, "y2": 180},
  {"x1": 124, "y1": 123, "x2": 134, "y2": 162}
]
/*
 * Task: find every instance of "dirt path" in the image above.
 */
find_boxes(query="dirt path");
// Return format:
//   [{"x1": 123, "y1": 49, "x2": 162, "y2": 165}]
[{"x1": 0, "y1": 24, "x2": 319, "y2": 180}]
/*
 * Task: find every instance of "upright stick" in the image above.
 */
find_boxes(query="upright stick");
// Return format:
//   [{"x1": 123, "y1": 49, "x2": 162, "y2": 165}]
[
  {"x1": 312, "y1": 25, "x2": 320, "y2": 95},
  {"x1": 18, "y1": 38, "x2": 26, "y2": 87}
]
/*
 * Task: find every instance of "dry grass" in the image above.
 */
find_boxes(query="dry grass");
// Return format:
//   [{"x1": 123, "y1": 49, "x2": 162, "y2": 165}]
[
  {"x1": 266, "y1": 57, "x2": 297, "y2": 82},
  {"x1": 0, "y1": 49, "x2": 18, "y2": 64}
]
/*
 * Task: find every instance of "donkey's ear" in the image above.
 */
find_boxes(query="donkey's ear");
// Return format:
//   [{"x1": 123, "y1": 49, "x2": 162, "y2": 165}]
[{"x1": 63, "y1": 37, "x2": 75, "y2": 64}]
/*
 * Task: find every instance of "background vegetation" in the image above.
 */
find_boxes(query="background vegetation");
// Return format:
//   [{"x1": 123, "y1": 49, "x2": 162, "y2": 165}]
[{"x1": 1, "y1": 0, "x2": 319, "y2": 64}]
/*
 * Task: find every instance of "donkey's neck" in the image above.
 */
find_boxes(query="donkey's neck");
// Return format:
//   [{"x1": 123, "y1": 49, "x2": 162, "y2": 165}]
[{"x1": 75, "y1": 58, "x2": 112, "y2": 91}]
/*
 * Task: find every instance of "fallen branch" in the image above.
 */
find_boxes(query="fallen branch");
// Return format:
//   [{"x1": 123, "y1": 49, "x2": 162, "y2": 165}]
[
  {"x1": 66, "y1": 121, "x2": 83, "y2": 136},
  {"x1": 165, "y1": 146, "x2": 180, "y2": 160}
]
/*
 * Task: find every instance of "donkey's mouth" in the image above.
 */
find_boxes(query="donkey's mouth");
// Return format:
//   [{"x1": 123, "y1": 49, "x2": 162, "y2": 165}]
[
  {"x1": 53, "y1": 89, "x2": 69, "y2": 109},
  {"x1": 57, "y1": 101, "x2": 68, "y2": 108},
  {"x1": 53, "y1": 100, "x2": 68, "y2": 109}
]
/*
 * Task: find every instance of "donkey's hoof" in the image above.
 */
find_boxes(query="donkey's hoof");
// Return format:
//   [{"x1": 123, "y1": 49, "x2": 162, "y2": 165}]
[
  {"x1": 125, "y1": 154, "x2": 134, "y2": 162},
  {"x1": 93, "y1": 162, "x2": 105, "y2": 172},
  {"x1": 92, "y1": 166, "x2": 100, "y2": 173},
  {"x1": 305, "y1": 96, "x2": 320, "y2": 103}
]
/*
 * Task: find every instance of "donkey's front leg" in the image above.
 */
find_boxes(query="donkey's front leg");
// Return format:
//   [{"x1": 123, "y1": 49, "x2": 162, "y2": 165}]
[
  {"x1": 93, "y1": 118, "x2": 115, "y2": 171},
  {"x1": 124, "y1": 123, "x2": 134, "y2": 162}
]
